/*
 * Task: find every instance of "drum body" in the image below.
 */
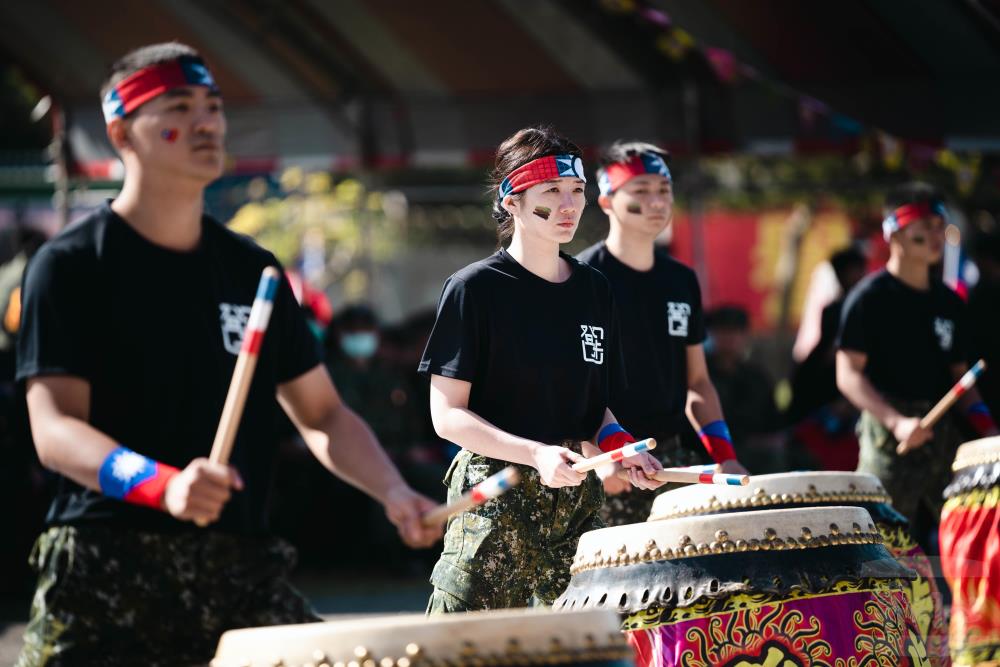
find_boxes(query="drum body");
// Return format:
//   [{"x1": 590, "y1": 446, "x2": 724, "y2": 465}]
[
  {"x1": 940, "y1": 436, "x2": 1000, "y2": 667},
  {"x1": 212, "y1": 608, "x2": 633, "y2": 667},
  {"x1": 649, "y1": 470, "x2": 949, "y2": 664},
  {"x1": 557, "y1": 506, "x2": 927, "y2": 666}
]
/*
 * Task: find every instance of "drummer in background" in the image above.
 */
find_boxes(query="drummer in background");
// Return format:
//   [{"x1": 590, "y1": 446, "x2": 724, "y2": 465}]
[
  {"x1": 577, "y1": 141, "x2": 748, "y2": 526},
  {"x1": 15, "y1": 42, "x2": 441, "y2": 667},
  {"x1": 836, "y1": 181, "x2": 999, "y2": 545},
  {"x1": 419, "y1": 126, "x2": 664, "y2": 613}
]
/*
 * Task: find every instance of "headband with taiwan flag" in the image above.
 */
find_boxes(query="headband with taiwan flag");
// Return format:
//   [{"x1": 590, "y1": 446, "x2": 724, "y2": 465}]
[
  {"x1": 497, "y1": 154, "x2": 586, "y2": 202},
  {"x1": 102, "y1": 55, "x2": 219, "y2": 124},
  {"x1": 882, "y1": 199, "x2": 947, "y2": 241},
  {"x1": 598, "y1": 151, "x2": 672, "y2": 196}
]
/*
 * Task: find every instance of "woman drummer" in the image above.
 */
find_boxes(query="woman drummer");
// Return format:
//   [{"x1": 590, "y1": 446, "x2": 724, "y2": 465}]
[{"x1": 420, "y1": 126, "x2": 664, "y2": 613}]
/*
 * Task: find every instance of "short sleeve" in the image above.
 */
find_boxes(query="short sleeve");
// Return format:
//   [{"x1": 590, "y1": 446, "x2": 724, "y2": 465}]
[
  {"x1": 418, "y1": 276, "x2": 480, "y2": 381},
  {"x1": 269, "y1": 266, "x2": 322, "y2": 383},
  {"x1": 686, "y1": 270, "x2": 706, "y2": 345},
  {"x1": 16, "y1": 247, "x2": 93, "y2": 382},
  {"x1": 837, "y1": 287, "x2": 868, "y2": 353}
]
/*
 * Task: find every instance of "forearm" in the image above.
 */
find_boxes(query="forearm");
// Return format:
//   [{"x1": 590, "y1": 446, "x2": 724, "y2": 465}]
[
  {"x1": 301, "y1": 405, "x2": 408, "y2": 505},
  {"x1": 837, "y1": 368, "x2": 902, "y2": 429},
  {"x1": 31, "y1": 414, "x2": 120, "y2": 491},
  {"x1": 432, "y1": 406, "x2": 542, "y2": 466},
  {"x1": 685, "y1": 378, "x2": 725, "y2": 428}
]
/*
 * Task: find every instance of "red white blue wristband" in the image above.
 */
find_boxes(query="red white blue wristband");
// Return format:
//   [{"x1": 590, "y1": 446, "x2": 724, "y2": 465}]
[
  {"x1": 598, "y1": 423, "x2": 636, "y2": 453},
  {"x1": 98, "y1": 446, "x2": 179, "y2": 510},
  {"x1": 967, "y1": 401, "x2": 998, "y2": 437},
  {"x1": 698, "y1": 420, "x2": 737, "y2": 464}
]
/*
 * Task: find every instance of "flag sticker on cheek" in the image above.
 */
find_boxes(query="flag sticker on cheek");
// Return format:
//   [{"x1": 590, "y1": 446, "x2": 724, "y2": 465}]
[
  {"x1": 161, "y1": 128, "x2": 179, "y2": 143},
  {"x1": 627, "y1": 202, "x2": 643, "y2": 214},
  {"x1": 533, "y1": 206, "x2": 551, "y2": 220}
]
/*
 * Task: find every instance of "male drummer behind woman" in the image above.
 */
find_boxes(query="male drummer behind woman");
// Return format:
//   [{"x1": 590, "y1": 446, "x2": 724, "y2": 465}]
[
  {"x1": 837, "y1": 182, "x2": 998, "y2": 542},
  {"x1": 577, "y1": 141, "x2": 748, "y2": 526},
  {"x1": 15, "y1": 42, "x2": 441, "y2": 667}
]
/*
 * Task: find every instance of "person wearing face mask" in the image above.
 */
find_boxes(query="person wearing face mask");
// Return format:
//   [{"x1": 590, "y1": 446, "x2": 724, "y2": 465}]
[
  {"x1": 576, "y1": 141, "x2": 748, "y2": 526},
  {"x1": 836, "y1": 182, "x2": 998, "y2": 538},
  {"x1": 420, "y1": 126, "x2": 665, "y2": 613}
]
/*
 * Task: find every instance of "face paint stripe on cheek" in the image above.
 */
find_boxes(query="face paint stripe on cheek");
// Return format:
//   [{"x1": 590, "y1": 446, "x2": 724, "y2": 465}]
[
  {"x1": 161, "y1": 128, "x2": 179, "y2": 143},
  {"x1": 533, "y1": 206, "x2": 551, "y2": 220},
  {"x1": 627, "y1": 202, "x2": 642, "y2": 214}
]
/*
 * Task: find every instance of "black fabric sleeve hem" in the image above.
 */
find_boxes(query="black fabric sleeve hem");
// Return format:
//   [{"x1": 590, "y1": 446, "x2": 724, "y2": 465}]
[
  {"x1": 16, "y1": 365, "x2": 90, "y2": 383},
  {"x1": 417, "y1": 363, "x2": 474, "y2": 382}
]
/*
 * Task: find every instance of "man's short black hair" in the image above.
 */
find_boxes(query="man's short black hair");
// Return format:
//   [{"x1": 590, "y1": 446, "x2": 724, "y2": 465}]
[
  {"x1": 596, "y1": 140, "x2": 671, "y2": 184},
  {"x1": 99, "y1": 42, "x2": 204, "y2": 104},
  {"x1": 829, "y1": 245, "x2": 866, "y2": 285}
]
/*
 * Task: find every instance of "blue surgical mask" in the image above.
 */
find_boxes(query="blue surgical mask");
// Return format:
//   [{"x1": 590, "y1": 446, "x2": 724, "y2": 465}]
[{"x1": 340, "y1": 332, "x2": 378, "y2": 360}]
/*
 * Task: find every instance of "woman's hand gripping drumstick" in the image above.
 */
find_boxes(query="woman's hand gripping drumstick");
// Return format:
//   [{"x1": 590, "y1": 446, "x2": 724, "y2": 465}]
[
  {"x1": 192, "y1": 267, "x2": 280, "y2": 527},
  {"x1": 421, "y1": 467, "x2": 521, "y2": 526},
  {"x1": 897, "y1": 359, "x2": 987, "y2": 455},
  {"x1": 574, "y1": 439, "x2": 664, "y2": 491}
]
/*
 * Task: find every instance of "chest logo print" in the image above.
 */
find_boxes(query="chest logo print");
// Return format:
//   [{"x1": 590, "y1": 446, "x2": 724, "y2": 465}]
[
  {"x1": 934, "y1": 317, "x2": 954, "y2": 351},
  {"x1": 580, "y1": 325, "x2": 605, "y2": 365},
  {"x1": 219, "y1": 303, "x2": 252, "y2": 355},
  {"x1": 667, "y1": 301, "x2": 691, "y2": 337}
]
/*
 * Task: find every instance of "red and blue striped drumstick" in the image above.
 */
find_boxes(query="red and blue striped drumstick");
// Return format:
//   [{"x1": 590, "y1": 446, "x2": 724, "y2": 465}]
[
  {"x1": 919, "y1": 359, "x2": 987, "y2": 431},
  {"x1": 572, "y1": 438, "x2": 657, "y2": 473},
  {"x1": 617, "y1": 465, "x2": 750, "y2": 486},
  {"x1": 208, "y1": 267, "x2": 282, "y2": 467},
  {"x1": 422, "y1": 467, "x2": 521, "y2": 526}
]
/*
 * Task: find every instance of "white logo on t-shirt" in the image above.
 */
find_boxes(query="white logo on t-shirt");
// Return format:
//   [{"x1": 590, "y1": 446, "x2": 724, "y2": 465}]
[
  {"x1": 667, "y1": 302, "x2": 691, "y2": 337},
  {"x1": 219, "y1": 303, "x2": 252, "y2": 355},
  {"x1": 934, "y1": 317, "x2": 954, "y2": 351},
  {"x1": 580, "y1": 325, "x2": 605, "y2": 365}
]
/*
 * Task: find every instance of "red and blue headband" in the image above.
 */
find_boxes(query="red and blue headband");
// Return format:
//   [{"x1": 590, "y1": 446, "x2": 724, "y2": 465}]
[
  {"x1": 882, "y1": 200, "x2": 947, "y2": 240},
  {"x1": 497, "y1": 154, "x2": 586, "y2": 202},
  {"x1": 102, "y1": 55, "x2": 218, "y2": 123},
  {"x1": 598, "y1": 151, "x2": 671, "y2": 196}
]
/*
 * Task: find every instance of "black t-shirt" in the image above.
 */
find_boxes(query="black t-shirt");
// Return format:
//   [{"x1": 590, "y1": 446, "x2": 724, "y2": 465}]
[
  {"x1": 837, "y1": 269, "x2": 968, "y2": 402},
  {"x1": 418, "y1": 248, "x2": 627, "y2": 444},
  {"x1": 17, "y1": 203, "x2": 321, "y2": 534},
  {"x1": 576, "y1": 242, "x2": 705, "y2": 437}
]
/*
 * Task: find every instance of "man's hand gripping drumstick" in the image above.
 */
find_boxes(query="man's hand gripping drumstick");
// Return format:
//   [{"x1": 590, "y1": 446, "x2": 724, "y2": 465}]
[{"x1": 897, "y1": 359, "x2": 987, "y2": 455}]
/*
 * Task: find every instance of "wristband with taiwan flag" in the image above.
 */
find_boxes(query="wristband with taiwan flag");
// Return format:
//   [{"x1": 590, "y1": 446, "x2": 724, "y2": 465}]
[
  {"x1": 598, "y1": 423, "x2": 636, "y2": 453},
  {"x1": 698, "y1": 420, "x2": 737, "y2": 464},
  {"x1": 967, "y1": 402, "x2": 998, "y2": 437},
  {"x1": 98, "y1": 446, "x2": 179, "y2": 510}
]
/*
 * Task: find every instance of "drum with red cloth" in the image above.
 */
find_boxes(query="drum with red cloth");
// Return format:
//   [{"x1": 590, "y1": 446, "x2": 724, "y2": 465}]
[
  {"x1": 940, "y1": 436, "x2": 1000, "y2": 667},
  {"x1": 649, "y1": 470, "x2": 949, "y2": 664},
  {"x1": 556, "y1": 506, "x2": 926, "y2": 666}
]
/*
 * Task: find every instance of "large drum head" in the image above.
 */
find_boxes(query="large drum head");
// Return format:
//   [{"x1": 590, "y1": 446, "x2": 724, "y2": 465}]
[
  {"x1": 557, "y1": 506, "x2": 913, "y2": 615},
  {"x1": 649, "y1": 471, "x2": 890, "y2": 521},
  {"x1": 952, "y1": 435, "x2": 1000, "y2": 471},
  {"x1": 212, "y1": 608, "x2": 631, "y2": 667}
]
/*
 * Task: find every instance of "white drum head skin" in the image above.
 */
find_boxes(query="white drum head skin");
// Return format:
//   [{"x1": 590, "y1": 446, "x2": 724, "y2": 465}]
[
  {"x1": 212, "y1": 607, "x2": 629, "y2": 667},
  {"x1": 952, "y1": 436, "x2": 1000, "y2": 471},
  {"x1": 649, "y1": 471, "x2": 890, "y2": 521}
]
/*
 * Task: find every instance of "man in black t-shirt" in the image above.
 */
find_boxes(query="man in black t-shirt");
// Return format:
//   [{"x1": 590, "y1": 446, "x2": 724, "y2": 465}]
[
  {"x1": 578, "y1": 141, "x2": 748, "y2": 525},
  {"x1": 15, "y1": 43, "x2": 440, "y2": 667},
  {"x1": 837, "y1": 182, "x2": 998, "y2": 531}
]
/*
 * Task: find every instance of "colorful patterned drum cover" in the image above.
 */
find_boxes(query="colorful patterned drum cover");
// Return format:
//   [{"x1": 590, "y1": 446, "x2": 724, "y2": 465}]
[
  {"x1": 212, "y1": 608, "x2": 633, "y2": 667},
  {"x1": 556, "y1": 507, "x2": 927, "y2": 666},
  {"x1": 649, "y1": 470, "x2": 949, "y2": 664},
  {"x1": 941, "y1": 436, "x2": 1000, "y2": 667}
]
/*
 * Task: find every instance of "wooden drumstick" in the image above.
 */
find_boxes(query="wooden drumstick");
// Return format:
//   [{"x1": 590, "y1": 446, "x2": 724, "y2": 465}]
[
  {"x1": 919, "y1": 359, "x2": 987, "y2": 430},
  {"x1": 617, "y1": 466, "x2": 749, "y2": 486},
  {"x1": 571, "y1": 439, "x2": 657, "y2": 473},
  {"x1": 421, "y1": 467, "x2": 520, "y2": 526}
]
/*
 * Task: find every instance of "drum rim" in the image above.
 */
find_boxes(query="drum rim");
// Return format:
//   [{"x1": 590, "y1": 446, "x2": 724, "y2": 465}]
[
  {"x1": 648, "y1": 471, "x2": 890, "y2": 520},
  {"x1": 572, "y1": 506, "x2": 882, "y2": 576},
  {"x1": 953, "y1": 436, "x2": 1000, "y2": 471}
]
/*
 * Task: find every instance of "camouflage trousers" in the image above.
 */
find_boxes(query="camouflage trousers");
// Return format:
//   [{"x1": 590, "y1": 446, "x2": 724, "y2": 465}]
[
  {"x1": 16, "y1": 524, "x2": 320, "y2": 667},
  {"x1": 856, "y1": 399, "x2": 961, "y2": 524},
  {"x1": 601, "y1": 434, "x2": 706, "y2": 527},
  {"x1": 427, "y1": 443, "x2": 604, "y2": 613}
]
